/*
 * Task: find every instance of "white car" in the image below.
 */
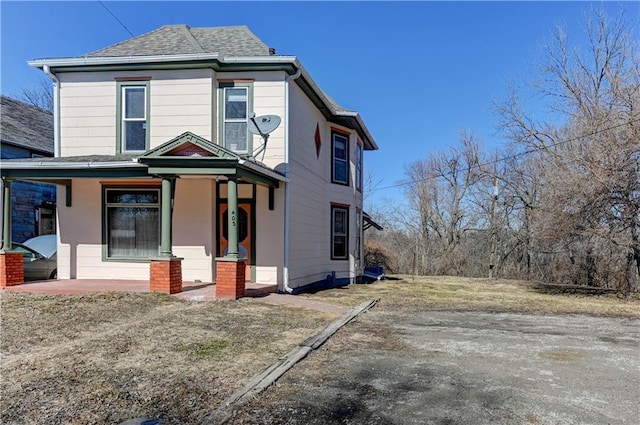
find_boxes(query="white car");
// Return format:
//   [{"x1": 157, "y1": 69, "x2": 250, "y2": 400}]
[{"x1": 12, "y1": 234, "x2": 57, "y2": 281}]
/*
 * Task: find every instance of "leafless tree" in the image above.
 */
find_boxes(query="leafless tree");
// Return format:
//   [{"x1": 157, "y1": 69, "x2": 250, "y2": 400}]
[
  {"x1": 496, "y1": 8, "x2": 639, "y2": 291},
  {"x1": 18, "y1": 76, "x2": 54, "y2": 112}
]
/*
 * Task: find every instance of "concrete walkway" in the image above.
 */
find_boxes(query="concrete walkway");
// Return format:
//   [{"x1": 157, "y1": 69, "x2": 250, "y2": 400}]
[
  {"x1": 1, "y1": 279, "x2": 275, "y2": 302},
  {"x1": 1, "y1": 279, "x2": 347, "y2": 313},
  {"x1": 253, "y1": 293, "x2": 350, "y2": 314}
]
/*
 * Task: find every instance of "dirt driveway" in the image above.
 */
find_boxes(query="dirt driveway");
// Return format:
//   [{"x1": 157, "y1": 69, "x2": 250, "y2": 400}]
[{"x1": 233, "y1": 310, "x2": 640, "y2": 424}]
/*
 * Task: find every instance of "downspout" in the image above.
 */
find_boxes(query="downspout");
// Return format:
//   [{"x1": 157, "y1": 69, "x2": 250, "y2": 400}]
[
  {"x1": 43, "y1": 65, "x2": 60, "y2": 157},
  {"x1": 283, "y1": 68, "x2": 302, "y2": 293}
]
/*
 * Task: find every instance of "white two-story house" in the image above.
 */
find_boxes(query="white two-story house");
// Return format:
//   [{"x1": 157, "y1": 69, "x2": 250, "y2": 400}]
[{"x1": 0, "y1": 25, "x2": 378, "y2": 297}]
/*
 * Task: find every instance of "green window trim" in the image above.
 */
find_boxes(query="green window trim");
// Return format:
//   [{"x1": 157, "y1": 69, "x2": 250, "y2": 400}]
[
  {"x1": 116, "y1": 80, "x2": 151, "y2": 154},
  {"x1": 218, "y1": 81, "x2": 254, "y2": 155},
  {"x1": 331, "y1": 131, "x2": 350, "y2": 186},
  {"x1": 356, "y1": 142, "x2": 363, "y2": 192},
  {"x1": 331, "y1": 204, "x2": 350, "y2": 260},
  {"x1": 355, "y1": 208, "x2": 362, "y2": 267},
  {"x1": 102, "y1": 185, "x2": 161, "y2": 262}
]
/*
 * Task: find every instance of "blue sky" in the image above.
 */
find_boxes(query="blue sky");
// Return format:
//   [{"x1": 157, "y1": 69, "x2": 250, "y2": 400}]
[{"x1": 1, "y1": 1, "x2": 637, "y2": 206}]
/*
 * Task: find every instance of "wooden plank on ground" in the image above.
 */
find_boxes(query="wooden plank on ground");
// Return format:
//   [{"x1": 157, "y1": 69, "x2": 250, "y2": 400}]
[{"x1": 201, "y1": 298, "x2": 379, "y2": 424}]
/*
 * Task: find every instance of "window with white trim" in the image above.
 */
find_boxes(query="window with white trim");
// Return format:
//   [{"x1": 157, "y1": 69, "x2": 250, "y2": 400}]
[
  {"x1": 331, "y1": 205, "x2": 349, "y2": 260},
  {"x1": 118, "y1": 82, "x2": 149, "y2": 153},
  {"x1": 104, "y1": 188, "x2": 160, "y2": 259},
  {"x1": 332, "y1": 131, "x2": 349, "y2": 185}
]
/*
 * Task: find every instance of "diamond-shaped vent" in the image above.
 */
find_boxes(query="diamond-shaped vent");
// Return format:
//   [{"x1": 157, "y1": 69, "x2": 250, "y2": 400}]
[{"x1": 314, "y1": 123, "x2": 322, "y2": 159}]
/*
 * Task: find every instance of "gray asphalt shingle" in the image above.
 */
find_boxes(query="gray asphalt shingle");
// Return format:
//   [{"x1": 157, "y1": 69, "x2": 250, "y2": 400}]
[
  {"x1": 86, "y1": 25, "x2": 271, "y2": 57},
  {"x1": 0, "y1": 95, "x2": 54, "y2": 154}
]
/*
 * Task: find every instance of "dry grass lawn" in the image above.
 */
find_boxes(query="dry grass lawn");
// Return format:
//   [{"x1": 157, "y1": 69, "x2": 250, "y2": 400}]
[
  {"x1": 2, "y1": 276, "x2": 638, "y2": 424},
  {"x1": 0, "y1": 292, "x2": 337, "y2": 424},
  {"x1": 301, "y1": 275, "x2": 640, "y2": 317}
]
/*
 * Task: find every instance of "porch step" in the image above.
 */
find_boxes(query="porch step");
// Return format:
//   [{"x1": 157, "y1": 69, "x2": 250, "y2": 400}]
[{"x1": 244, "y1": 283, "x2": 277, "y2": 297}]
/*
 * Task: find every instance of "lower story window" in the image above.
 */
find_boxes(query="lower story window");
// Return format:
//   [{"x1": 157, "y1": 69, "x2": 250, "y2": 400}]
[
  {"x1": 105, "y1": 187, "x2": 160, "y2": 259},
  {"x1": 331, "y1": 205, "x2": 349, "y2": 260}
]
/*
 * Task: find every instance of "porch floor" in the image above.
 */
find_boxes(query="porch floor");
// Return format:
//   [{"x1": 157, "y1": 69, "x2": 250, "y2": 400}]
[{"x1": 1, "y1": 279, "x2": 276, "y2": 301}]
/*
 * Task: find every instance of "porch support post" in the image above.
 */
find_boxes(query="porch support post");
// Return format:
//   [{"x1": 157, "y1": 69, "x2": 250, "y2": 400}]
[
  {"x1": 2, "y1": 178, "x2": 11, "y2": 251},
  {"x1": 150, "y1": 176, "x2": 182, "y2": 294},
  {"x1": 215, "y1": 176, "x2": 246, "y2": 299},
  {"x1": 160, "y1": 176, "x2": 175, "y2": 257},
  {"x1": 0, "y1": 179, "x2": 23, "y2": 287},
  {"x1": 226, "y1": 176, "x2": 239, "y2": 259}
]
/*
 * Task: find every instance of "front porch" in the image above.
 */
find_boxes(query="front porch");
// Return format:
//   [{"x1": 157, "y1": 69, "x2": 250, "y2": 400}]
[
  {"x1": 0, "y1": 279, "x2": 276, "y2": 301},
  {"x1": 1, "y1": 132, "x2": 286, "y2": 299}
]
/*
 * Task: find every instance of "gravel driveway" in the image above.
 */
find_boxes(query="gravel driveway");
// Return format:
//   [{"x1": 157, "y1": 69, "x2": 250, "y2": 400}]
[{"x1": 233, "y1": 310, "x2": 640, "y2": 424}]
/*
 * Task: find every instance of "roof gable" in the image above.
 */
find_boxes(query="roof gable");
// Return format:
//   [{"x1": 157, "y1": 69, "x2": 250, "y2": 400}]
[
  {"x1": 86, "y1": 25, "x2": 272, "y2": 58},
  {"x1": 140, "y1": 132, "x2": 239, "y2": 159}
]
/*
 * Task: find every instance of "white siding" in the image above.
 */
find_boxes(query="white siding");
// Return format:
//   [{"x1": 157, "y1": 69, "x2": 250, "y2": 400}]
[
  {"x1": 58, "y1": 69, "x2": 215, "y2": 156},
  {"x1": 56, "y1": 178, "x2": 215, "y2": 281},
  {"x1": 286, "y1": 83, "x2": 363, "y2": 289},
  {"x1": 216, "y1": 71, "x2": 287, "y2": 170},
  {"x1": 255, "y1": 185, "x2": 284, "y2": 284}
]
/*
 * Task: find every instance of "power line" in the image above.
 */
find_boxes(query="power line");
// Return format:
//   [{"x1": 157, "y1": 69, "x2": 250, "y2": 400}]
[
  {"x1": 371, "y1": 118, "x2": 640, "y2": 193},
  {"x1": 97, "y1": 1, "x2": 135, "y2": 38}
]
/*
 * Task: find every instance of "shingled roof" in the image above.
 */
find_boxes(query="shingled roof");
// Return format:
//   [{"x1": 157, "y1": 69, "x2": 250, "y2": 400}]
[
  {"x1": 86, "y1": 25, "x2": 272, "y2": 57},
  {"x1": 0, "y1": 96, "x2": 54, "y2": 155}
]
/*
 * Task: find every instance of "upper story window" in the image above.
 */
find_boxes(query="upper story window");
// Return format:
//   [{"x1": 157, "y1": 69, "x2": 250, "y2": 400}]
[
  {"x1": 117, "y1": 80, "x2": 150, "y2": 153},
  {"x1": 356, "y1": 141, "x2": 363, "y2": 192},
  {"x1": 219, "y1": 81, "x2": 253, "y2": 155},
  {"x1": 332, "y1": 131, "x2": 350, "y2": 185}
]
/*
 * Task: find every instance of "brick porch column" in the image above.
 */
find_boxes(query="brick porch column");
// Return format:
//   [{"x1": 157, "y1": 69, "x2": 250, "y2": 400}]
[
  {"x1": 215, "y1": 257, "x2": 246, "y2": 299},
  {"x1": 0, "y1": 252, "x2": 24, "y2": 287},
  {"x1": 150, "y1": 257, "x2": 183, "y2": 294}
]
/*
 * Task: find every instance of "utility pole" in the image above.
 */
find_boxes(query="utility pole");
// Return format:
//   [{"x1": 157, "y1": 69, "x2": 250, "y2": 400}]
[{"x1": 489, "y1": 176, "x2": 498, "y2": 279}]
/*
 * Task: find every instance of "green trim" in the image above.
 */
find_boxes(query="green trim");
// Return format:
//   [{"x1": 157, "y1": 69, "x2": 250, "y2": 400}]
[
  {"x1": 101, "y1": 185, "x2": 161, "y2": 262},
  {"x1": 330, "y1": 204, "x2": 350, "y2": 260},
  {"x1": 36, "y1": 59, "x2": 375, "y2": 149},
  {"x1": 146, "y1": 167, "x2": 237, "y2": 175},
  {"x1": 218, "y1": 81, "x2": 254, "y2": 155},
  {"x1": 0, "y1": 168, "x2": 149, "y2": 179},
  {"x1": 141, "y1": 131, "x2": 239, "y2": 159},
  {"x1": 331, "y1": 131, "x2": 350, "y2": 186},
  {"x1": 159, "y1": 177, "x2": 174, "y2": 257},
  {"x1": 66, "y1": 183, "x2": 72, "y2": 208},
  {"x1": 236, "y1": 166, "x2": 280, "y2": 188},
  {"x1": 116, "y1": 80, "x2": 151, "y2": 154},
  {"x1": 356, "y1": 143, "x2": 363, "y2": 192},
  {"x1": 140, "y1": 157, "x2": 239, "y2": 167},
  {"x1": 44, "y1": 61, "x2": 297, "y2": 75},
  {"x1": 2, "y1": 179, "x2": 12, "y2": 250},
  {"x1": 216, "y1": 181, "x2": 257, "y2": 282}
]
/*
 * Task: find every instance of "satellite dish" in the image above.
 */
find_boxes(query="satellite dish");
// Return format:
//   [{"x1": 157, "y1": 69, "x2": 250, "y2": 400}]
[
  {"x1": 248, "y1": 114, "x2": 281, "y2": 136},
  {"x1": 248, "y1": 114, "x2": 281, "y2": 159}
]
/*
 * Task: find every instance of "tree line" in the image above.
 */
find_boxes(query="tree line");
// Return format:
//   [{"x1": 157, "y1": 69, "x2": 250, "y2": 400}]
[{"x1": 366, "y1": 9, "x2": 639, "y2": 292}]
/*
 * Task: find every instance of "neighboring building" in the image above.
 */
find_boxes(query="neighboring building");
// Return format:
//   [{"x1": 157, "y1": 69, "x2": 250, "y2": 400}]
[
  {"x1": 0, "y1": 25, "x2": 379, "y2": 295},
  {"x1": 0, "y1": 96, "x2": 56, "y2": 242}
]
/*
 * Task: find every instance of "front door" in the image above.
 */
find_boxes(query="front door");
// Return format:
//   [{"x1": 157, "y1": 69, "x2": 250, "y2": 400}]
[{"x1": 218, "y1": 202, "x2": 253, "y2": 281}]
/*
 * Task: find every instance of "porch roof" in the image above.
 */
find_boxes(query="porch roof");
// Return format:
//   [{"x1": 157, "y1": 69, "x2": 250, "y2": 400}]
[{"x1": 0, "y1": 133, "x2": 286, "y2": 188}]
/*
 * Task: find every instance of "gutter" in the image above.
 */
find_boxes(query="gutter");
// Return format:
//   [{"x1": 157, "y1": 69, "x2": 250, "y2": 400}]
[
  {"x1": 237, "y1": 159, "x2": 288, "y2": 183},
  {"x1": 43, "y1": 65, "x2": 60, "y2": 157},
  {"x1": 29, "y1": 54, "x2": 378, "y2": 150},
  {"x1": 27, "y1": 53, "x2": 298, "y2": 68},
  {"x1": 0, "y1": 159, "x2": 144, "y2": 170},
  {"x1": 282, "y1": 68, "x2": 302, "y2": 293}
]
